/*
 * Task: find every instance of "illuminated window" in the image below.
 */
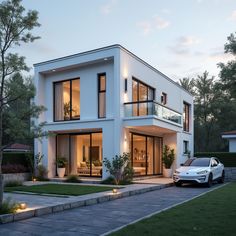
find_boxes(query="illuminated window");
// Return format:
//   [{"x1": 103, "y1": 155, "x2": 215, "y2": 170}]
[{"x1": 183, "y1": 102, "x2": 190, "y2": 132}]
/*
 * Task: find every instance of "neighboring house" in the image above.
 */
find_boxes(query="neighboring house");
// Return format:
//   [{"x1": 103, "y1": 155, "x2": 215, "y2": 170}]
[
  {"x1": 3, "y1": 143, "x2": 31, "y2": 153},
  {"x1": 222, "y1": 130, "x2": 236, "y2": 152},
  {"x1": 34, "y1": 45, "x2": 193, "y2": 179}
]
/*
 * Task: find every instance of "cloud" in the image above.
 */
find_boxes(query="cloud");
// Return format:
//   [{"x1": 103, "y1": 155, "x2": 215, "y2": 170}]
[
  {"x1": 169, "y1": 36, "x2": 201, "y2": 55},
  {"x1": 154, "y1": 16, "x2": 170, "y2": 29},
  {"x1": 100, "y1": 0, "x2": 117, "y2": 15},
  {"x1": 228, "y1": 10, "x2": 236, "y2": 21},
  {"x1": 137, "y1": 21, "x2": 152, "y2": 35},
  {"x1": 177, "y1": 36, "x2": 201, "y2": 46},
  {"x1": 137, "y1": 15, "x2": 170, "y2": 35}
]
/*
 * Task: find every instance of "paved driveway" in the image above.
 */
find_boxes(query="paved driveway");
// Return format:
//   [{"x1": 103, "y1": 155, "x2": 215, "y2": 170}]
[{"x1": 0, "y1": 184, "x2": 222, "y2": 236}]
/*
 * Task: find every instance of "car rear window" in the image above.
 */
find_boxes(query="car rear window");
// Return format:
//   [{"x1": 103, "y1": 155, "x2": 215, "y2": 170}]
[{"x1": 184, "y1": 158, "x2": 210, "y2": 167}]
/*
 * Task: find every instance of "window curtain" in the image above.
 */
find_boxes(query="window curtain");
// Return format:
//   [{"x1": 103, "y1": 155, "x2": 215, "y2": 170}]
[{"x1": 55, "y1": 83, "x2": 64, "y2": 120}]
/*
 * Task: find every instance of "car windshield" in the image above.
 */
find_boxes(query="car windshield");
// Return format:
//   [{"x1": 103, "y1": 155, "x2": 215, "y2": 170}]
[{"x1": 183, "y1": 158, "x2": 210, "y2": 167}]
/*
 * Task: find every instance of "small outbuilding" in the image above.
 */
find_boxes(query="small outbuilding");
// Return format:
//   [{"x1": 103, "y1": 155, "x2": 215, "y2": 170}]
[{"x1": 222, "y1": 130, "x2": 236, "y2": 152}]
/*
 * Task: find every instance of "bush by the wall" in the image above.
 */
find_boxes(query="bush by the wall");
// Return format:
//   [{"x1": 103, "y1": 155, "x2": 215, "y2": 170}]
[
  {"x1": 2, "y1": 164, "x2": 28, "y2": 173},
  {"x1": 194, "y1": 152, "x2": 236, "y2": 167},
  {"x1": 2, "y1": 152, "x2": 33, "y2": 172}
]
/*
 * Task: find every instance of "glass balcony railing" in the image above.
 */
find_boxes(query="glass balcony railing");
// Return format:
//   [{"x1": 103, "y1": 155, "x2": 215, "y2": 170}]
[{"x1": 124, "y1": 100, "x2": 182, "y2": 125}]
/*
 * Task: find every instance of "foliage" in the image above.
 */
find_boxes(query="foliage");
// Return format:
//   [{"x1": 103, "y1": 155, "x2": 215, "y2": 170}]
[
  {"x1": 0, "y1": 197, "x2": 18, "y2": 214},
  {"x1": 64, "y1": 175, "x2": 82, "y2": 183},
  {"x1": 4, "y1": 180, "x2": 22, "y2": 187},
  {"x1": 2, "y1": 164, "x2": 27, "y2": 173},
  {"x1": 162, "y1": 145, "x2": 175, "y2": 169},
  {"x1": 3, "y1": 73, "x2": 46, "y2": 146},
  {"x1": 35, "y1": 165, "x2": 49, "y2": 181},
  {"x1": 194, "y1": 152, "x2": 236, "y2": 167},
  {"x1": 178, "y1": 77, "x2": 195, "y2": 95},
  {"x1": 3, "y1": 152, "x2": 32, "y2": 167},
  {"x1": 0, "y1": 0, "x2": 41, "y2": 207},
  {"x1": 56, "y1": 156, "x2": 68, "y2": 168},
  {"x1": 103, "y1": 152, "x2": 134, "y2": 185}
]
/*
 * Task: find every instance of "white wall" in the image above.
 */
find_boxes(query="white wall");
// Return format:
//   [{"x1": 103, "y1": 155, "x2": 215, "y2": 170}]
[{"x1": 229, "y1": 139, "x2": 236, "y2": 152}]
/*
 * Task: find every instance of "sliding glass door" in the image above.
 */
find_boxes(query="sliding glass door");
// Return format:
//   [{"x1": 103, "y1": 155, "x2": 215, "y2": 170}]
[
  {"x1": 56, "y1": 132, "x2": 102, "y2": 177},
  {"x1": 131, "y1": 133, "x2": 162, "y2": 176}
]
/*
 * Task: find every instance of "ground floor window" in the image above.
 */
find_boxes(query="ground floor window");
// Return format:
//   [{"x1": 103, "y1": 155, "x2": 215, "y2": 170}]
[
  {"x1": 56, "y1": 132, "x2": 102, "y2": 177},
  {"x1": 131, "y1": 133, "x2": 162, "y2": 176}
]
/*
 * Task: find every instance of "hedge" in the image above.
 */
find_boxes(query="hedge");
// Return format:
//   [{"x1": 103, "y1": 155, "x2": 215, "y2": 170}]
[
  {"x1": 194, "y1": 152, "x2": 236, "y2": 167},
  {"x1": 2, "y1": 152, "x2": 33, "y2": 170}
]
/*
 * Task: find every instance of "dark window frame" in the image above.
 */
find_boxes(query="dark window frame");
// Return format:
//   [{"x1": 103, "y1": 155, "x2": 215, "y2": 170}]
[
  {"x1": 183, "y1": 102, "x2": 190, "y2": 132},
  {"x1": 161, "y1": 92, "x2": 167, "y2": 105},
  {"x1": 98, "y1": 73, "x2": 106, "y2": 118},
  {"x1": 183, "y1": 140, "x2": 189, "y2": 154},
  {"x1": 53, "y1": 77, "x2": 80, "y2": 122},
  {"x1": 132, "y1": 77, "x2": 155, "y2": 116}
]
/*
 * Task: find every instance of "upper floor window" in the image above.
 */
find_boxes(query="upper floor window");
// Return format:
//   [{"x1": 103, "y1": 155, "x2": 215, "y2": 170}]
[
  {"x1": 54, "y1": 78, "x2": 80, "y2": 121},
  {"x1": 183, "y1": 102, "x2": 190, "y2": 132},
  {"x1": 98, "y1": 73, "x2": 106, "y2": 118},
  {"x1": 161, "y1": 92, "x2": 167, "y2": 105},
  {"x1": 132, "y1": 78, "x2": 155, "y2": 116},
  {"x1": 183, "y1": 140, "x2": 189, "y2": 154}
]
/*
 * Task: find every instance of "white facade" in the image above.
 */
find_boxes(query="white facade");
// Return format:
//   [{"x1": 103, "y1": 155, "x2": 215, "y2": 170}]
[
  {"x1": 34, "y1": 45, "x2": 194, "y2": 179},
  {"x1": 222, "y1": 133, "x2": 236, "y2": 152}
]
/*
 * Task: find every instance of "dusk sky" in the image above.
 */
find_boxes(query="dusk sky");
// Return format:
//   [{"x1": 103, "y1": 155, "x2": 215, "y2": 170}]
[{"x1": 19, "y1": 0, "x2": 236, "y2": 81}]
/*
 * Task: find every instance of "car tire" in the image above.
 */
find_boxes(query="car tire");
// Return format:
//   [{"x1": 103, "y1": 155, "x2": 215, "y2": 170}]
[
  {"x1": 206, "y1": 173, "x2": 213, "y2": 187},
  {"x1": 175, "y1": 182, "x2": 182, "y2": 187},
  {"x1": 218, "y1": 170, "x2": 225, "y2": 184}
]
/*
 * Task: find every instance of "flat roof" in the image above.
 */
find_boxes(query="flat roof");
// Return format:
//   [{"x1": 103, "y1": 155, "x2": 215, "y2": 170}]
[{"x1": 34, "y1": 44, "x2": 193, "y2": 97}]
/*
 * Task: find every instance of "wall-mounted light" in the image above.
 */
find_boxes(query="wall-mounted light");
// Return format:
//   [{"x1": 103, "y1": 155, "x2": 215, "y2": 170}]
[{"x1": 124, "y1": 78, "x2": 128, "y2": 92}]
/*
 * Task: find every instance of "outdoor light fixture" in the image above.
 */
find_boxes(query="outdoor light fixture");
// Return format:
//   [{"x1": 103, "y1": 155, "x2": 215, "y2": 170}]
[
  {"x1": 112, "y1": 188, "x2": 118, "y2": 194},
  {"x1": 19, "y1": 203, "x2": 27, "y2": 210},
  {"x1": 124, "y1": 78, "x2": 128, "y2": 92},
  {"x1": 32, "y1": 178, "x2": 37, "y2": 182}
]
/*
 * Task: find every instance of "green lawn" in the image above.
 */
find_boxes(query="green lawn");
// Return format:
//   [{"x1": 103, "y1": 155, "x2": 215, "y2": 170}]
[
  {"x1": 112, "y1": 182, "x2": 236, "y2": 236},
  {"x1": 5, "y1": 184, "x2": 115, "y2": 196}
]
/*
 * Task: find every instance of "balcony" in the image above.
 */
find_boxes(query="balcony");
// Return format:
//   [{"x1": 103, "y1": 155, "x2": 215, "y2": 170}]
[{"x1": 124, "y1": 100, "x2": 182, "y2": 125}]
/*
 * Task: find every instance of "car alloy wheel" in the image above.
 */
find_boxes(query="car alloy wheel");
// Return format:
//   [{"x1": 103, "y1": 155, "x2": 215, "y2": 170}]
[
  {"x1": 206, "y1": 173, "x2": 213, "y2": 187},
  {"x1": 218, "y1": 170, "x2": 225, "y2": 184}
]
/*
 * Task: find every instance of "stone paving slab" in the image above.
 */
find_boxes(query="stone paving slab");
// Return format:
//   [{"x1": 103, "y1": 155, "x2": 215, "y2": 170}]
[
  {"x1": 1, "y1": 181, "x2": 173, "y2": 224},
  {"x1": 0, "y1": 183, "x2": 226, "y2": 236}
]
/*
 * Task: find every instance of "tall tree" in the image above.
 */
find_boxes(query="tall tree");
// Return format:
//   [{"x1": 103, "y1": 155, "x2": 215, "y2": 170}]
[
  {"x1": 3, "y1": 73, "x2": 46, "y2": 146},
  {"x1": 0, "y1": 0, "x2": 40, "y2": 206},
  {"x1": 178, "y1": 77, "x2": 195, "y2": 95},
  {"x1": 218, "y1": 32, "x2": 236, "y2": 99}
]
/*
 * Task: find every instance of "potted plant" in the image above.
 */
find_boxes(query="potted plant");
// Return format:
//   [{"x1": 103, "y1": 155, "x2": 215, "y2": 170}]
[
  {"x1": 56, "y1": 156, "x2": 68, "y2": 178},
  {"x1": 162, "y1": 145, "x2": 175, "y2": 177},
  {"x1": 64, "y1": 102, "x2": 70, "y2": 120}
]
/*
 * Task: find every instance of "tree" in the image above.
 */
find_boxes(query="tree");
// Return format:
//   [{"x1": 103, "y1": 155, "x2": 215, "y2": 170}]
[
  {"x1": 3, "y1": 73, "x2": 46, "y2": 146},
  {"x1": 178, "y1": 77, "x2": 195, "y2": 95},
  {"x1": 218, "y1": 32, "x2": 236, "y2": 99},
  {"x1": 0, "y1": 0, "x2": 40, "y2": 207}
]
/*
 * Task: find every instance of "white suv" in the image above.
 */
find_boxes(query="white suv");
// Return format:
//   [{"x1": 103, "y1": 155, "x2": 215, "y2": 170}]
[{"x1": 173, "y1": 157, "x2": 225, "y2": 187}]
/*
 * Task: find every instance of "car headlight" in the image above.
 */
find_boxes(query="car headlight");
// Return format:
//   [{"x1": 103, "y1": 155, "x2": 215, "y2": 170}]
[
  {"x1": 174, "y1": 170, "x2": 180, "y2": 174},
  {"x1": 197, "y1": 170, "x2": 208, "y2": 175}
]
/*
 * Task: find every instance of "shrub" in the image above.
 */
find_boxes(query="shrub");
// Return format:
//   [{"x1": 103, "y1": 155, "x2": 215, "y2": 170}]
[
  {"x1": 56, "y1": 156, "x2": 68, "y2": 168},
  {"x1": 101, "y1": 176, "x2": 116, "y2": 185},
  {"x1": 4, "y1": 180, "x2": 23, "y2": 187},
  {"x1": 35, "y1": 165, "x2": 49, "y2": 181},
  {"x1": 103, "y1": 152, "x2": 134, "y2": 185},
  {"x1": 2, "y1": 164, "x2": 28, "y2": 173},
  {"x1": 162, "y1": 145, "x2": 175, "y2": 169},
  {"x1": 194, "y1": 152, "x2": 236, "y2": 167},
  {"x1": 0, "y1": 197, "x2": 18, "y2": 214},
  {"x1": 64, "y1": 175, "x2": 82, "y2": 183}
]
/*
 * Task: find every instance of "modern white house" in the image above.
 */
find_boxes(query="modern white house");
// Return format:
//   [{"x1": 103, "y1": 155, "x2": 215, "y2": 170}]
[
  {"x1": 34, "y1": 45, "x2": 193, "y2": 179},
  {"x1": 222, "y1": 130, "x2": 236, "y2": 152}
]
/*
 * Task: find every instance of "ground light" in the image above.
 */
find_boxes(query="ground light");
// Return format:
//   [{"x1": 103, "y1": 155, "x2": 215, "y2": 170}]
[
  {"x1": 19, "y1": 203, "x2": 27, "y2": 210},
  {"x1": 112, "y1": 188, "x2": 118, "y2": 194}
]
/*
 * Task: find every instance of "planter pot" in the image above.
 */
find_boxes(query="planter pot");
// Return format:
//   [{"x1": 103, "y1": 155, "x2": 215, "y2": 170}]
[
  {"x1": 57, "y1": 167, "x2": 65, "y2": 178},
  {"x1": 163, "y1": 168, "x2": 172, "y2": 178}
]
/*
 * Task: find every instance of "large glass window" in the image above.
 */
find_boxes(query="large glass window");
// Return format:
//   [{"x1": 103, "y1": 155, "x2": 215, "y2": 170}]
[
  {"x1": 98, "y1": 74, "x2": 106, "y2": 118},
  {"x1": 131, "y1": 133, "x2": 162, "y2": 176},
  {"x1": 132, "y1": 78, "x2": 154, "y2": 116},
  {"x1": 54, "y1": 78, "x2": 80, "y2": 121},
  {"x1": 183, "y1": 102, "x2": 190, "y2": 132},
  {"x1": 57, "y1": 132, "x2": 102, "y2": 177}
]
